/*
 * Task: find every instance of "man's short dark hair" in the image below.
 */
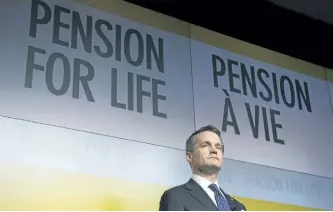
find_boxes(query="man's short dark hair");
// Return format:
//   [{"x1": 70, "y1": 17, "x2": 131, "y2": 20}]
[{"x1": 186, "y1": 125, "x2": 224, "y2": 153}]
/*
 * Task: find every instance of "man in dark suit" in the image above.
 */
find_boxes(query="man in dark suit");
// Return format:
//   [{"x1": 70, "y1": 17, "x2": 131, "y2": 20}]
[{"x1": 159, "y1": 125, "x2": 246, "y2": 211}]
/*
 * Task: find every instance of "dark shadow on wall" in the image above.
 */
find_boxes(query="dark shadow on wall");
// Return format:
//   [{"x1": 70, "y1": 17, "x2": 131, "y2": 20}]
[{"x1": 125, "y1": 0, "x2": 333, "y2": 70}]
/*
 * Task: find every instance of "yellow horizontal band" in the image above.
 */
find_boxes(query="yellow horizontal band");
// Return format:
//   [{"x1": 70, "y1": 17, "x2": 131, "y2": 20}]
[
  {"x1": 74, "y1": 0, "x2": 189, "y2": 37},
  {"x1": 0, "y1": 163, "x2": 321, "y2": 211},
  {"x1": 326, "y1": 69, "x2": 333, "y2": 82}
]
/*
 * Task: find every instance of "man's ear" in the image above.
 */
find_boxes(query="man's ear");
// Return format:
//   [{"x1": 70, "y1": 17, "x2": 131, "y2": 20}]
[{"x1": 186, "y1": 152, "x2": 192, "y2": 163}]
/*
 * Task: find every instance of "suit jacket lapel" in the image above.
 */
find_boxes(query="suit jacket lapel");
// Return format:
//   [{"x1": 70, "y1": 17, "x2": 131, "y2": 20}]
[
  {"x1": 220, "y1": 188, "x2": 237, "y2": 211},
  {"x1": 185, "y1": 179, "x2": 218, "y2": 211}
]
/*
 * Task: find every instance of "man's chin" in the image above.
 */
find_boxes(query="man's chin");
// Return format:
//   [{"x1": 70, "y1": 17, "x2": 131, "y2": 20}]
[{"x1": 201, "y1": 164, "x2": 221, "y2": 174}]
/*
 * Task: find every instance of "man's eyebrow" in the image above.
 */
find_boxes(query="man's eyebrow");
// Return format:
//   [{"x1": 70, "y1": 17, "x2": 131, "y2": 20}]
[{"x1": 200, "y1": 141, "x2": 221, "y2": 145}]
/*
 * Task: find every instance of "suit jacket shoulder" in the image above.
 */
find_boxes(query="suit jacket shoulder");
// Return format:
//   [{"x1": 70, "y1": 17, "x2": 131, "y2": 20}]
[
  {"x1": 159, "y1": 179, "x2": 247, "y2": 211},
  {"x1": 159, "y1": 184, "x2": 187, "y2": 211}
]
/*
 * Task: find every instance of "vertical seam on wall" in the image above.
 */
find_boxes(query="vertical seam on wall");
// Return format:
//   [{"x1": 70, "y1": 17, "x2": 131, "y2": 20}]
[
  {"x1": 188, "y1": 24, "x2": 197, "y2": 130},
  {"x1": 324, "y1": 68, "x2": 333, "y2": 113}
]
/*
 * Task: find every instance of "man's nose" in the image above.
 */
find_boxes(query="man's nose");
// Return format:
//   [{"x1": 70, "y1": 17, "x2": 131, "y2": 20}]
[{"x1": 210, "y1": 146, "x2": 218, "y2": 153}]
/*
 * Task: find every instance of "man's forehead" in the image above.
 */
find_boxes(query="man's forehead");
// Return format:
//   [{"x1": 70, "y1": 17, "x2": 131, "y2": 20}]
[{"x1": 195, "y1": 131, "x2": 222, "y2": 144}]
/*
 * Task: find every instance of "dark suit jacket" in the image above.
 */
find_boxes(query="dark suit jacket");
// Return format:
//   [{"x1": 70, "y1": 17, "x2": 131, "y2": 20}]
[{"x1": 159, "y1": 179, "x2": 246, "y2": 211}]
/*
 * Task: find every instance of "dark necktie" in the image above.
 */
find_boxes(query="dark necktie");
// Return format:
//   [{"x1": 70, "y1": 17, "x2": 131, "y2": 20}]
[{"x1": 208, "y1": 184, "x2": 231, "y2": 211}]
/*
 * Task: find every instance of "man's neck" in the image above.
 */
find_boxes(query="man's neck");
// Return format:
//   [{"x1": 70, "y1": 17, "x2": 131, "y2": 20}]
[{"x1": 193, "y1": 172, "x2": 218, "y2": 183}]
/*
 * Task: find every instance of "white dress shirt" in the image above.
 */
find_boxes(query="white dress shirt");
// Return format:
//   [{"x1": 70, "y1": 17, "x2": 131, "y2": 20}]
[{"x1": 191, "y1": 174, "x2": 226, "y2": 206}]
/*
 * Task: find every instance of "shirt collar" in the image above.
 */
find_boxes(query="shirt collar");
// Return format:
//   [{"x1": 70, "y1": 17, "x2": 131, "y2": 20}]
[{"x1": 192, "y1": 174, "x2": 220, "y2": 189}]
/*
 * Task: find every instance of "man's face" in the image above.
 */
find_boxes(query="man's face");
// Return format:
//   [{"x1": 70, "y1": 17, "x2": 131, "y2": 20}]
[{"x1": 186, "y1": 131, "x2": 223, "y2": 174}]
